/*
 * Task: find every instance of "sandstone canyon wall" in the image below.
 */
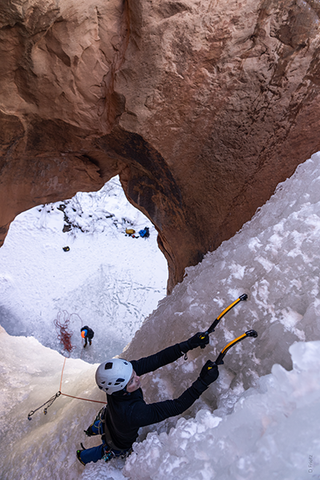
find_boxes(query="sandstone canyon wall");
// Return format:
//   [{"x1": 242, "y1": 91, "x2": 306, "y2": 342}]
[{"x1": 1, "y1": 0, "x2": 320, "y2": 292}]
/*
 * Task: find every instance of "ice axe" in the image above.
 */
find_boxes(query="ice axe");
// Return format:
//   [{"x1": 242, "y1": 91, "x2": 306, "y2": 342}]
[
  {"x1": 202, "y1": 330, "x2": 258, "y2": 375},
  {"x1": 214, "y1": 329, "x2": 258, "y2": 365},
  {"x1": 197, "y1": 293, "x2": 248, "y2": 345}
]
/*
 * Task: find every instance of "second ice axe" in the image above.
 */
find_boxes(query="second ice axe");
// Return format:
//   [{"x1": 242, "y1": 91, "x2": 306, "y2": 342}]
[{"x1": 198, "y1": 293, "x2": 248, "y2": 345}]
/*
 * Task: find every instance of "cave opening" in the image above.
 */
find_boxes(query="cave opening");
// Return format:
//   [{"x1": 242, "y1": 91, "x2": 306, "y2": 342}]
[{"x1": 0, "y1": 176, "x2": 168, "y2": 363}]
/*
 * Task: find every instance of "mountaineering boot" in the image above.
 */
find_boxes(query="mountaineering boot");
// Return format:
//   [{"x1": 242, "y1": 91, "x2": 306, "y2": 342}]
[
  {"x1": 84, "y1": 425, "x2": 94, "y2": 436},
  {"x1": 76, "y1": 449, "x2": 85, "y2": 466},
  {"x1": 77, "y1": 444, "x2": 106, "y2": 464}
]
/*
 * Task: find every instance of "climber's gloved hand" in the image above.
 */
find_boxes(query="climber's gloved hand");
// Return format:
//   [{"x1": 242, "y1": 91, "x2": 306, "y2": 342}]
[
  {"x1": 179, "y1": 332, "x2": 209, "y2": 353},
  {"x1": 199, "y1": 360, "x2": 219, "y2": 386}
]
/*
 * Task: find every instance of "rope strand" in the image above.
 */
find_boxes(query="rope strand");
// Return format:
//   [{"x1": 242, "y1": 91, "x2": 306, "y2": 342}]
[
  {"x1": 59, "y1": 357, "x2": 67, "y2": 391},
  {"x1": 28, "y1": 356, "x2": 106, "y2": 420},
  {"x1": 59, "y1": 392, "x2": 107, "y2": 404}
]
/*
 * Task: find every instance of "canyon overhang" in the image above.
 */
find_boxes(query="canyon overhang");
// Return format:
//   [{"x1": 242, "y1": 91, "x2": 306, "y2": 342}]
[{"x1": 1, "y1": 0, "x2": 320, "y2": 291}]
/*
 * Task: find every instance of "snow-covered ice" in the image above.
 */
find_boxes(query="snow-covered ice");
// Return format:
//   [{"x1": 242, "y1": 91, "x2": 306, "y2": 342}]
[
  {"x1": 124, "y1": 340, "x2": 320, "y2": 480},
  {"x1": 2, "y1": 153, "x2": 320, "y2": 480}
]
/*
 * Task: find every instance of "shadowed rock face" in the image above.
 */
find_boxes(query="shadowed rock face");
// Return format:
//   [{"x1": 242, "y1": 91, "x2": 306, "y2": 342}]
[{"x1": 1, "y1": 0, "x2": 320, "y2": 292}]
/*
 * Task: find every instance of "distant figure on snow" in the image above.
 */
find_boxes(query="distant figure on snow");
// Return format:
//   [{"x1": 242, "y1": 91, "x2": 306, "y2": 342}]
[
  {"x1": 76, "y1": 331, "x2": 219, "y2": 465},
  {"x1": 138, "y1": 226, "x2": 150, "y2": 238},
  {"x1": 81, "y1": 326, "x2": 94, "y2": 348}
]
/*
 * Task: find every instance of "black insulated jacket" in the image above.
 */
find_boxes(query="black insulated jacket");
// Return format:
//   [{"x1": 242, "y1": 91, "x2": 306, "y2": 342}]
[{"x1": 105, "y1": 343, "x2": 208, "y2": 450}]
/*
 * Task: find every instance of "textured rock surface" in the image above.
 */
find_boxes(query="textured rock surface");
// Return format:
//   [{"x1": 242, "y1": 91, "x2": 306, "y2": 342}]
[{"x1": 1, "y1": 0, "x2": 320, "y2": 291}]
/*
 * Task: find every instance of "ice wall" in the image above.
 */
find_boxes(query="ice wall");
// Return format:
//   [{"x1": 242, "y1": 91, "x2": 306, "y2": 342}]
[
  {"x1": 123, "y1": 340, "x2": 320, "y2": 480},
  {"x1": 0, "y1": 326, "x2": 103, "y2": 480},
  {"x1": 123, "y1": 152, "x2": 320, "y2": 410},
  {"x1": 2, "y1": 326, "x2": 320, "y2": 480}
]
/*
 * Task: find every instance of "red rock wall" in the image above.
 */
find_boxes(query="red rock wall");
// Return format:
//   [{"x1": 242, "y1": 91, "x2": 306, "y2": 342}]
[{"x1": 1, "y1": 0, "x2": 320, "y2": 292}]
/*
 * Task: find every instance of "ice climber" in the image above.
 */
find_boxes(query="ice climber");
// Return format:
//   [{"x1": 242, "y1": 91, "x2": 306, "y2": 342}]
[
  {"x1": 80, "y1": 326, "x2": 94, "y2": 348},
  {"x1": 76, "y1": 332, "x2": 219, "y2": 465}
]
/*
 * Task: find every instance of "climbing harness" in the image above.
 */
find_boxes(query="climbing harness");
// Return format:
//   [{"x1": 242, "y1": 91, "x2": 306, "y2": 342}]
[
  {"x1": 102, "y1": 448, "x2": 116, "y2": 462},
  {"x1": 101, "y1": 411, "x2": 126, "y2": 452},
  {"x1": 84, "y1": 407, "x2": 105, "y2": 436},
  {"x1": 102, "y1": 445, "x2": 131, "y2": 462},
  {"x1": 81, "y1": 407, "x2": 131, "y2": 463},
  {"x1": 84, "y1": 404, "x2": 128, "y2": 452}
]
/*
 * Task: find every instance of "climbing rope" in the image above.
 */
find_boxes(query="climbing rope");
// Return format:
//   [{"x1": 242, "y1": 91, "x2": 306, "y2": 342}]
[
  {"x1": 28, "y1": 357, "x2": 106, "y2": 420},
  {"x1": 54, "y1": 311, "x2": 74, "y2": 355}
]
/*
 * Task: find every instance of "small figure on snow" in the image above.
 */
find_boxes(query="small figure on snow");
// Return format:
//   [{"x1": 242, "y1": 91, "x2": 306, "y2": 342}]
[
  {"x1": 76, "y1": 332, "x2": 219, "y2": 465},
  {"x1": 138, "y1": 226, "x2": 150, "y2": 238},
  {"x1": 80, "y1": 326, "x2": 94, "y2": 348}
]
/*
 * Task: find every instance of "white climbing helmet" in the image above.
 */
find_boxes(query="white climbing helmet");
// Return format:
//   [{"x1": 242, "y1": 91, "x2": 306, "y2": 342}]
[{"x1": 95, "y1": 358, "x2": 133, "y2": 394}]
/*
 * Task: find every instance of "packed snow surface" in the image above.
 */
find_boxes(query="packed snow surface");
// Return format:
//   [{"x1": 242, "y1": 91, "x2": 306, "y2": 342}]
[
  {"x1": 0, "y1": 176, "x2": 168, "y2": 363},
  {"x1": 2, "y1": 153, "x2": 320, "y2": 479}
]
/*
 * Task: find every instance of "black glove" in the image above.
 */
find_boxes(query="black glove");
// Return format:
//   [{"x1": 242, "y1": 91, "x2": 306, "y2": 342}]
[
  {"x1": 179, "y1": 332, "x2": 209, "y2": 353},
  {"x1": 199, "y1": 360, "x2": 219, "y2": 386}
]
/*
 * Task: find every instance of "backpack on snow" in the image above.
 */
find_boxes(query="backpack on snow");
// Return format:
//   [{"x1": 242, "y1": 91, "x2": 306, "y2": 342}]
[{"x1": 139, "y1": 227, "x2": 150, "y2": 238}]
